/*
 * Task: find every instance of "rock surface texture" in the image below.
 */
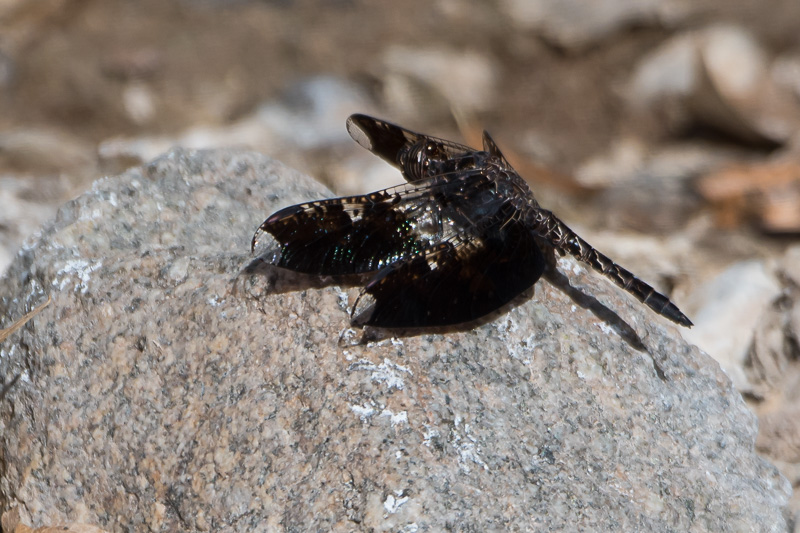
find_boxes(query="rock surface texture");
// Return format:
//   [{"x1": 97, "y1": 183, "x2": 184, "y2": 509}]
[{"x1": 0, "y1": 149, "x2": 791, "y2": 531}]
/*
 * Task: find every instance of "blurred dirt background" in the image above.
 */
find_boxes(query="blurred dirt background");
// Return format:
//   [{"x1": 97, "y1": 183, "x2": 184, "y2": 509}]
[{"x1": 2, "y1": 0, "x2": 800, "y2": 527}]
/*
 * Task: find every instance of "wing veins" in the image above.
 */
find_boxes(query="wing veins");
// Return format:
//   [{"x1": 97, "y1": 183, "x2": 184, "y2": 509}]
[{"x1": 253, "y1": 169, "x2": 500, "y2": 276}]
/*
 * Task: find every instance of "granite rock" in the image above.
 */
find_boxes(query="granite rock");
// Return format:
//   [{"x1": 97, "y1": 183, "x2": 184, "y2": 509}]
[{"x1": 0, "y1": 149, "x2": 791, "y2": 531}]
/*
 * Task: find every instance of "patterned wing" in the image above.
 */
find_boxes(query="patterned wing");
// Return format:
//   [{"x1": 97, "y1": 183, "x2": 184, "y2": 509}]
[
  {"x1": 352, "y1": 205, "x2": 546, "y2": 328},
  {"x1": 481, "y1": 130, "x2": 514, "y2": 169},
  {"x1": 252, "y1": 169, "x2": 504, "y2": 276},
  {"x1": 347, "y1": 114, "x2": 480, "y2": 182}
]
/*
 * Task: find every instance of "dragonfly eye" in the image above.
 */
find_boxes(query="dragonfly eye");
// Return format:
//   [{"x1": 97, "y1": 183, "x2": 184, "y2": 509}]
[
  {"x1": 426, "y1": 142, "x2": 449, "y2": 161},
  {"x1": 400, "y1": 141, "x2": 441, "y2": 180}
]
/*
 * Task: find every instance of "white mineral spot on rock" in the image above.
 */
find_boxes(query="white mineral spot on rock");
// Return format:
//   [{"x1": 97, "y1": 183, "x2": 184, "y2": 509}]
[
  {"x1": 350, "y1": 403, "x2": 376, "y2": 423},
  {"x1": 383, "y1": 491, "x2": 409, "y2": 514},
  {"x1": 379, "y1": 409, "x2": 408, "y2": 427},
  {"x1": 53, "y1": 259, "x2": 103, "y2": 294}
]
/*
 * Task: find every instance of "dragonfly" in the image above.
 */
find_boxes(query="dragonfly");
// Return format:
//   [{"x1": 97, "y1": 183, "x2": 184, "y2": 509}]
[{"x1": 249, "y1": 114, "x2": 692, "y2": 330}]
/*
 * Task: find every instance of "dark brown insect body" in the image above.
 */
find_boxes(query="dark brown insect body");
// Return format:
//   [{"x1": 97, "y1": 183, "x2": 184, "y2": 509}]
[{"x1": 251, "y1": 114, "x2": 692, "y2": 329}]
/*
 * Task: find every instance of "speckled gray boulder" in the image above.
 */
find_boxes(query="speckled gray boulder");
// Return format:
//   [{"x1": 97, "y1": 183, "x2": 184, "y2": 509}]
[{"x1": 0, "y1": 149, "x2": 791, "y2": 531}]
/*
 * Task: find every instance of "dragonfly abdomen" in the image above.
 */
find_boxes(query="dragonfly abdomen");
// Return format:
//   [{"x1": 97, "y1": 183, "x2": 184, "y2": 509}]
[{"x1": 528, "y1": 209, "x2": 693, "y2": 327}]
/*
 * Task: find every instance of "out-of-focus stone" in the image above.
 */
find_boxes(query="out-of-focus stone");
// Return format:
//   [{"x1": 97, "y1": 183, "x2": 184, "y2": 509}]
[
  {"x1": 778, "y1": 245, "x2": 800, "y2": 289},
  {"x1": 689, "y1": 26, "x2": 799, "y2": 146},
  {"x1": 379, "y1": 45, "x2": 497, "y2": 121},
  {"x1": 773, "y1": 54, "x2": 800, "y2": 102},
  {"x1": 324, "y1": 151, "x2": 401, "y2": 197},
  {"x1": 120, "y1": 82, "x2": 156, "y2": 125},
  {"x1": 747, "y1": 303, "x2": 794, "y2": 397},
  {"x1": 255, "y1": 76, "x2": 371, "y2": 151},
  {"x1": 0, "y1": 175, "x2": 83, "y2": 274},
  {"x1": 578, "y1": 138, "x2": 744, "y2": 189},
  {"x1": 629, "y1": 31, "x2": 697, "y2": 112},
  {"x1": 748, "y1": 244, "x2": 800, "y2": 522},
  {"x1": 0, "y1": 149, "x2": 790, "y2": 531},
  {"x1": 681, "y1": 260, "x2": 781, "y2": 393},
  {"x1": 759, "y1": 412, "x2": 800, "y2": 464},
  {"x1": 98, "y1": 75, "x2": 371, "y2": 175},
  {"x1": 0, "y1": 0, "x2": 71, "y2": 56},
  {"x1": 576, "y1": 140, "x2": 739, "y2": 232},
  {"x1": 630, "y1": 25, "x2": 800, "y2": 146},
  {"x1": 0, "y1": 129, "x2": 94, "y2": 176},
  {"x1": 499, "y1": 0, "x2": 690, "y2": 50}
]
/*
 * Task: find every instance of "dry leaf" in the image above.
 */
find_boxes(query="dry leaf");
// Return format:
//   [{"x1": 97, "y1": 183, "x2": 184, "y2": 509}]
[
  {"x1": 697, "y1": 161, "x2": 800, "y2": 232},
  {"x1": 0, "y1": 294, "x2": 50, "y2": 343},
  {"x1": 1, "y1": 295, "x2": 51, "y2": 398}
]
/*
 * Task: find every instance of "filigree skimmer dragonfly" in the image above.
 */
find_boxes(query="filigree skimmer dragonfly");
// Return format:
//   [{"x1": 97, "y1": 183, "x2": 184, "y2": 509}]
[{"x1": 250, "y1": 114, "x2": 692, "y2": 329}]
